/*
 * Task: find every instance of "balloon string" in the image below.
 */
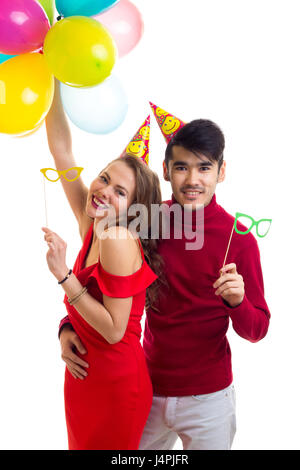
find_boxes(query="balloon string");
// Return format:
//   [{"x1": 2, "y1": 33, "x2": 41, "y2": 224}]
[
  {"x1": 222, "y1": 220, "x2": 235, "y2": 269},
  {"x1": 43, "y1": 175, "x2": 48, "y2": 228}
]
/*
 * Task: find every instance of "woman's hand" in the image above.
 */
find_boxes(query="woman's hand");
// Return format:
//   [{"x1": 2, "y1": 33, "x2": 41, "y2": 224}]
[{"x1": 41, "y1": 226, "x2": 69, "y2": 281}]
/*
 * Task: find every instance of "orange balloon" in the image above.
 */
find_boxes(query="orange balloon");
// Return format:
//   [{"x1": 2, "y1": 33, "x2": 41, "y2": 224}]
[{"x1": 0, "y1": 53, "x2": 54, "y2": 135}]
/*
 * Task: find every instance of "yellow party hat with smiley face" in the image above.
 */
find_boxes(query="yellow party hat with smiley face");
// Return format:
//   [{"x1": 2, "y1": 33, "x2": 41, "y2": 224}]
[
  {"x1": 121, "y1": 115, "x2": 150, "y2": 165},
  {"x1": 149, "y1": 102, "x2": 186, "y2": 144}
]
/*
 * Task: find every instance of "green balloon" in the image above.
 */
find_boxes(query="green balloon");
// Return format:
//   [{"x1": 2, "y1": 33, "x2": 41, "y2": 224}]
[{"x1": 37, "y1": 0, "x2": 55, "y2": 25}]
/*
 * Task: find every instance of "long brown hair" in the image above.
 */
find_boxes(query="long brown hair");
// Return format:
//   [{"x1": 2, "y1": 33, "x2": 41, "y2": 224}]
[{"x1": 101, "y1": 154, "x2": 166, "y2": 310}]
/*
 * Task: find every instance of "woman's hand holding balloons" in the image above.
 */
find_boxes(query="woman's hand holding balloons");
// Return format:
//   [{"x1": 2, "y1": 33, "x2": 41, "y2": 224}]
[
  {"x1": 41, "y1": 227, "x2": 69, "y2": 281},
  {"x1": 0, "y1": 0, "x2": 144, "y2": 136}
]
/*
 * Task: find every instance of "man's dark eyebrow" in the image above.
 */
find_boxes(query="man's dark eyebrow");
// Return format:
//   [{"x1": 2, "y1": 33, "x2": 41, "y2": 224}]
[
  {"x1": 173, "y1": 161, "x2": 189, "y2": 167},
  {"x1": 197, "y1": 161, "x2": 213, "y2": 166},
  {"x1": 102, "y1": 171, "x2": 128, "y2": 194},
  {"x1": 173, "y1": 160, "x2": 213, "y2": 167}
]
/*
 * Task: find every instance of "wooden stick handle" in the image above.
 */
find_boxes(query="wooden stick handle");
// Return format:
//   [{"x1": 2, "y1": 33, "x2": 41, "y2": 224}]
[
  {"x1": 222, "y1": 220, "x2": 235, "y2": 270},
  {"x1": 42, "y1": 174, "x2": 48, "y2": 228}
]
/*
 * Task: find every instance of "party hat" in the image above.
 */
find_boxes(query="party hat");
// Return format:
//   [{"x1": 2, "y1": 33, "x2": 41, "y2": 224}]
[
  {"x1": 121, "y1": 115, "x2": 150, "y2": 165},
  {"x1": 149, "y1": 102, "x2": 186, "y2": 143}
]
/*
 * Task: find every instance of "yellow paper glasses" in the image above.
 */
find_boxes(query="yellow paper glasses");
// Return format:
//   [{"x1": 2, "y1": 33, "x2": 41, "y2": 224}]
[{"x1": 40, "y1": 167, "x2": 84, "y2": 182}]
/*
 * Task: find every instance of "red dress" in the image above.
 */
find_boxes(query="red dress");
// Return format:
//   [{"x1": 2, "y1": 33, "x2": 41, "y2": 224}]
[{"x1": 63, "y1": 222, "x2": 157, "y2": 450}]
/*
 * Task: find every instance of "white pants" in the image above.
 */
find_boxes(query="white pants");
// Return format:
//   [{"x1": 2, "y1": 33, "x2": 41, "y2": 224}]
[{"x1": 139, "y1": 384, "x2": 236, "y2": 450}]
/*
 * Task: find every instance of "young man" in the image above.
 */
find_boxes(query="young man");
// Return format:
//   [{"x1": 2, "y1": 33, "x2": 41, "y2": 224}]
[{"x1": 58, "y1": 119, "x2": 270, "y2": 450}]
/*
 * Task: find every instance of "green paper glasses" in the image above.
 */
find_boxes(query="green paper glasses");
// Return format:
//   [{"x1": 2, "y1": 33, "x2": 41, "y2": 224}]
[
  {"x1": 234, "y1": 212, "x2": 272, "y2": 238},
  {"x1": 40, "y1": 167, "x2": 84, "y2": 182}
]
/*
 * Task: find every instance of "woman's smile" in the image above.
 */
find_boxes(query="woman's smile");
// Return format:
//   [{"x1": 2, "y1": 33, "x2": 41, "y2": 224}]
[{"x1": 91, "y1": 194, "x2": 109, "y2": 209}]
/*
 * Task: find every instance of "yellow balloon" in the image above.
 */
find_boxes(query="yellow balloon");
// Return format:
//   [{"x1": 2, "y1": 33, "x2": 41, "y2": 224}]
[
  {"x1": 43, "y1": 16, "x2": 117, "y2": 88},
  {"x1": 15, "y1": 120, "x2": 45, "y2": 139},
  {"x1": 0, "y1": 53, "x2": 54, "y2": 135}
]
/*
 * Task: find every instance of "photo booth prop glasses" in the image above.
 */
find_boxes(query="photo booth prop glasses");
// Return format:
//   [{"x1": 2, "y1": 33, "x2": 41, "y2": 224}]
[
  {"x1": 222, "y1": 212, "x2": 272, "y2": 270},
  {"x1": 40, "y1": 167, "x2": 84, "y2": 182},
  {"x1": 40, "y1": 167, "x2": 84, "y2": 228},
  {"x1": 234, "y1": 212, "x2": 272, "y2": 238}
]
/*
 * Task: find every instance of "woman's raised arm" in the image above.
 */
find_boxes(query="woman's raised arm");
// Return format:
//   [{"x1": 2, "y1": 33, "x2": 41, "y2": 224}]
[{"x1": 45, "y1": 79, "x2": 90, "y2": 229}]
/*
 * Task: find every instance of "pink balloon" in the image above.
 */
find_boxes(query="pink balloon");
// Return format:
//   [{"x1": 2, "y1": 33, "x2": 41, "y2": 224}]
[
  {"x1": 0, "y1": 0, "x2": 50, "y2": 55},
  {"x1": 94, "y1": 0, "x2": 143, "y2": 58}
]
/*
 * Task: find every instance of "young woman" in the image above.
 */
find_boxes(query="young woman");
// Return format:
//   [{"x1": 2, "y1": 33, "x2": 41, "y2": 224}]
[{"x1": 42, "y1": 81, "x2": 163, "y2": 450}]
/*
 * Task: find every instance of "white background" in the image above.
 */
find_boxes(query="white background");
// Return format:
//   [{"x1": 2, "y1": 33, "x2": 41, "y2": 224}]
[{"x1": 0, "y1": 0, "x2": 299, "y2": 450}]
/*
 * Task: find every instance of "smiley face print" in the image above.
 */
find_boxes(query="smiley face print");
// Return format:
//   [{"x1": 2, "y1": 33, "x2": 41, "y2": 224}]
[
  {"x1": 126, "y1": 140, "x2": 147, "y2": 158},
  {"x1": 139, "y1": 125, "x2": 150, "y2": 140},
  {"x1": 162, "y1": 116, "x2": 181, "y2": 135}
]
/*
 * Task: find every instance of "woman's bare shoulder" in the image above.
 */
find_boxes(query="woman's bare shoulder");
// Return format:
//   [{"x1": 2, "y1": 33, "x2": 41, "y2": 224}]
[{"x1": 99, "y1": 226, "x2": 141, "y2": 276}]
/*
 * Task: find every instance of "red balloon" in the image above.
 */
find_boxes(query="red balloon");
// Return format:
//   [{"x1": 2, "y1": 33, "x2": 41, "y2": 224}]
[{"x1": 0, "y1": 0, "x2": 50, "y2": 55}]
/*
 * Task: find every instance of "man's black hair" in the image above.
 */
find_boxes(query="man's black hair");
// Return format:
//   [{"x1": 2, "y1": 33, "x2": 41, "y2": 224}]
[{"x1": 165, "y1": 119, "x2": 225, "y2": 171}]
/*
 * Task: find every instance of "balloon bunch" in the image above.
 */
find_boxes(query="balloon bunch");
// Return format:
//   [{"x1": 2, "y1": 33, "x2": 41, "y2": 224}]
[{"x1": 0, "y1": 0, "x2": 143, "y2": 136}]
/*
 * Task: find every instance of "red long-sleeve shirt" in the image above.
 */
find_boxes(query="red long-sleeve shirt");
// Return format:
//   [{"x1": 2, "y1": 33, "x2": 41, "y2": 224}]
[
  {"x1": 142, "y1": 194, "x2": 270, "y2": 396},
  {"x1": 59, "y1": 193, "x2": 270, "y2": 396}
]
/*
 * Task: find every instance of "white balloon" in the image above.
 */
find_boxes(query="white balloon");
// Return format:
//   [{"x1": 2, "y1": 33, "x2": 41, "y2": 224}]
[{"x1": 60, "y1": 74, "x2": 128, "y2": 134}]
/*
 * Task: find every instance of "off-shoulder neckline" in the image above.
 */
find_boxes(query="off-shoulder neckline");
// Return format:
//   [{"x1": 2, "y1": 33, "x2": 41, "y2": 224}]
[{"x1": 81, "y1": 222, "x2": 145, "y2": 277}]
